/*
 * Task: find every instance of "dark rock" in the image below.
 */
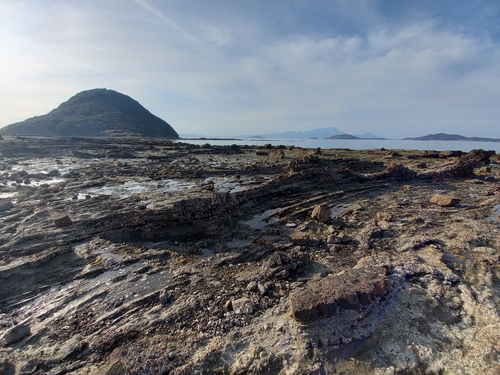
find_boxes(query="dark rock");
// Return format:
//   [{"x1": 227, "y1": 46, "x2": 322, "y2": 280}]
[
  {"x1": 52, "y1": 212, "x2": 73, "y2": 227},
  {"x1": 159, "y1": 290, "x2": 173, "y2": 305},
  {"x1": 462, "y1": 149, "x2": 495, "y2": 164},
  {"x1": 72, "y1": 151, "x2": 104, "y2": 159},
  {"x1": 378, "y1": 164, "x2": 417, "y2": 180},
  {"x1": 441, "y1": 253, "x2": 465, "y2": 272},
  {"x1": 0, "y1": 201, "x2": 14, "y2": 212},
  {"x1": 422, "y1": 151, "x2": 439, "y2": 158},
  {"x1": 261, "y1": 251, "x2": 310, "y2": 281},
  {"x1": 106, "y1": 149, "x2": 136, "y2": 159},
  {"x1": 439, "y1": 150, "x2": 464, "y2": 159}
]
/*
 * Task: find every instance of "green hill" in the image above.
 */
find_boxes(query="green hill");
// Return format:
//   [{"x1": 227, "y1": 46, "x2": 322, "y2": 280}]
[{"x1": 0, "y1": 88, "x2": 179, "y2": 138}]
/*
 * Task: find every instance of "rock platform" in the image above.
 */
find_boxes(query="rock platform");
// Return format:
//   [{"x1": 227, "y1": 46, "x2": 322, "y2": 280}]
[{"x1": 0, "y1": 136, "x2": 499, "y2": 374}]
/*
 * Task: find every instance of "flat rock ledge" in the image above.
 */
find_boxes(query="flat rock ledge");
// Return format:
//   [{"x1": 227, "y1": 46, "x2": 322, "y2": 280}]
[{"x1": 291, "y1": 265, "x2": 391, "y2": 323}]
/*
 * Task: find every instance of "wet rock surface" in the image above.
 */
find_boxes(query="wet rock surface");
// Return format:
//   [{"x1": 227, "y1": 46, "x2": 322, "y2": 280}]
[{"x1": 0, "y1": 137, "x2": 499, "y2": 374}]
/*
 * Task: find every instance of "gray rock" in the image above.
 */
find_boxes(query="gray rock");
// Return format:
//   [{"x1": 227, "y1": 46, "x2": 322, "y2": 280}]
[
  {"x1": 232, "y1": 297, "x2": 254, "y2": 314},
  {"x1": 4, "y1": 323, "x2": 31, "y2": 343},
  {"x1": 0, "y1": 201, "x2": 13, "y2": 212}
]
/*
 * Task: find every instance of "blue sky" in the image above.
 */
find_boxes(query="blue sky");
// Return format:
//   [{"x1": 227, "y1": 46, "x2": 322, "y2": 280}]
[{"x1": 1, "y1": 0, "x2": 499, "y2": 138}]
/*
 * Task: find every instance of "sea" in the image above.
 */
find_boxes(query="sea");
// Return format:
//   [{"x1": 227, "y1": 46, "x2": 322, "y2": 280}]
[{"x1": 177, "y1": 138, "x2": 500, "y2": 153}]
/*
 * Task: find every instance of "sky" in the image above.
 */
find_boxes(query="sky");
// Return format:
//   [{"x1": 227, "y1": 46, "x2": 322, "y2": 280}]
[{"x1": 1, "y1": 0, "x2": 499, "y2": 139}]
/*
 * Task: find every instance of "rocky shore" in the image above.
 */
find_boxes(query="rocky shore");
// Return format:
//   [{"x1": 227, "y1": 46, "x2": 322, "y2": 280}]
[{"x1": 0, "y1": 136, "x2": 499, "y2": 374}]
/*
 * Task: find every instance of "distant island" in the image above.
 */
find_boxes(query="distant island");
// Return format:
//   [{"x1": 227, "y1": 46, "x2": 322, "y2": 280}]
[
  {"x1": 248, "y1": 128, "x2": 383, "y2": 140},
  {"x1": 328, "y1": 134, "x2": 386, "y2": 140},
  {"x1": 405, "y1": 133, "x2": 500, "y2": 142},
  {"x1": 0, "y1": 88, "x2": 179, "y2": 138}
]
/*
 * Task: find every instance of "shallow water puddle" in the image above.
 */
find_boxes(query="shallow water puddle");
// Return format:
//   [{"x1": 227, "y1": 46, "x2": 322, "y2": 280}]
[
  {"x1": 73, "y1": 179, "x2": 197, "y2": 200},
  {"x1": 10, "y1": 156, "x2": 96, "y2": 176},
  {"x1": 240, "y1": 208, "x2": 279, "y2": 230}
]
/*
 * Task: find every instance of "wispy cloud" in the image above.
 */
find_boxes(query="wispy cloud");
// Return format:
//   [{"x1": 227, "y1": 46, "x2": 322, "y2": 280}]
[{"x1": 132, "y1": 0, "x2": 200, "y2": 43}]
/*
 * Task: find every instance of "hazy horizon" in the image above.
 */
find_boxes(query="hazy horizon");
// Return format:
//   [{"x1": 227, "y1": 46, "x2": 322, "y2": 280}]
[{"x1": 1, "y1": 1, "x2": 499, "y2": 139}]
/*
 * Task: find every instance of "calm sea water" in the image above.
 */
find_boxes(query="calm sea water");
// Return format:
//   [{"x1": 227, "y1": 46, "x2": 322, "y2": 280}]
[{"x1": 178, "y1": 138, "x2": 500, "y2": 153}]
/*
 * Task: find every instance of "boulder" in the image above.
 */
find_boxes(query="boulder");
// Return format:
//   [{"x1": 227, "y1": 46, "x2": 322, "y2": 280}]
[
  {"x1": 311, "y1": 205, "x2": 330, "y2": 223},
  {"x1": 232, "y1": 297, "x2": 254, "y2": 314},
  {"x1": 290, "y1": 232, "x2": 309, "y2": 245},
  {"x1": 290, "y1": 266, "x2": 391, "y2": 323},
  {"x1": 52, "y1": 212, "x2": 73, "y2": 227},
  {"x1": 430, "y1": 194, "x2": 460, "y2": 207},
  {"x1": 4, "y1": 323, "x2": 31, "y2": 343}
]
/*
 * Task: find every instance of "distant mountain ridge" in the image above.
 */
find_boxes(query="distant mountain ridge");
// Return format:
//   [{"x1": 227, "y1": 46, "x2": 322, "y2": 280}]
[
  {"x1": 0, "y1": 89, "x2": 179, "y2": 138},
  {"x1": 405, "y1": 133, "x2": 500, "y2": 142},
  {"x1": 247, "y1": 127, "x2": 382, "y2": 139}
]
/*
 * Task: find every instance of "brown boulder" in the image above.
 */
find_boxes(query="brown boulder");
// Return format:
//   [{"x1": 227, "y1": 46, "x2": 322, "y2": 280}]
[
  {"x1": 290, "y1": 232, "x2": 309, "y2": 245},
  {"x1": 311, "y1": 205, "x2": 331, "y2": 223},
  {"x1": 430, "y1": 194, "x2": 460, "y2": 207},
  {"x1": 291, "y1": 266, "x2": 391, "y2": 323}
]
